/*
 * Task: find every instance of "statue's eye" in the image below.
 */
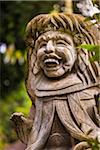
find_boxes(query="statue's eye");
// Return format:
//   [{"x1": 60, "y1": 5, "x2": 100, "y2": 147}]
[
  {"x1": 56, "y1": 40, "x2": 67, "y2": 46},
  {"x1": 39, "y1": 42, "x2": 47, "y2": 49},
  {"x1": 35, "y1": 41, "x2": 47, "y2": 49}
]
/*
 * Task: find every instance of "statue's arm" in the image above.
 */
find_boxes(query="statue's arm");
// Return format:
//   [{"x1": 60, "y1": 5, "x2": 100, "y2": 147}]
[{"x1": 10, "y1": 103, "x2": 36, "y2": 144}]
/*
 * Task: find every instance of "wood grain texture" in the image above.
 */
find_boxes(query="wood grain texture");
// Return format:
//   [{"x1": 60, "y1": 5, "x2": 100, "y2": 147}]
[{"x1": 11, "y1": 13, "x2": 100, "y2": 150}]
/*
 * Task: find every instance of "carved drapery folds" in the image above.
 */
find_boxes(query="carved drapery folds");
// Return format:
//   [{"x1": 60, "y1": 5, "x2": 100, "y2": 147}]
[{"x1": 11, "y1": 13, "x2": 100, "y2": 150}]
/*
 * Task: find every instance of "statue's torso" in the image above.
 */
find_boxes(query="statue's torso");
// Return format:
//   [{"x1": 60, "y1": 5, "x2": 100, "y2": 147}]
[
  {"x1": 33, "y1": 73, "x2": 99, "y2": 150},
  {"x1": 36, "y1": 87, "x2": 98, "y2": 150}
]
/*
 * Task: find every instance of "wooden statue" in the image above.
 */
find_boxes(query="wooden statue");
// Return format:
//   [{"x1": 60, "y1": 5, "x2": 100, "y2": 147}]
[{"x1": 11, "y1": 13, "x2": 100, "y2": 150}]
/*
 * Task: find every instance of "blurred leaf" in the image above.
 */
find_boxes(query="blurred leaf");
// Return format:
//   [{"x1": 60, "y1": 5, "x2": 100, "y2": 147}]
[
  {"x1": 93, "y1": 13, "x2": 100, "y2": 22},
  {"x1": 87, "y1": 137, "x2": 100, "y2": 150},
  {"x1": 15, "y1": 51, "x2": 22, "y2": 59},
  {"x1": 84, "y1": 12, "x2": 100, "y2": 26},
  {"x1": 78, "y1": 44, "x2": 100, "y2": 52},
  {"x1": 90, "y1": 53, "x2": 100, "y2": 61},
  {"x1": 84, "y1": 16, "x2": 92, "y2": 22},
  {"x1": 78, "y1": 44, "x2": 100, "y2": 61}
]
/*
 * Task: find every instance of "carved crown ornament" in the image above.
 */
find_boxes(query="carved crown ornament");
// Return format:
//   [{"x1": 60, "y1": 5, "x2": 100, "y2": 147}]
[{"x1": 11, "y1": 13, "x2": 100, "y2": 150}]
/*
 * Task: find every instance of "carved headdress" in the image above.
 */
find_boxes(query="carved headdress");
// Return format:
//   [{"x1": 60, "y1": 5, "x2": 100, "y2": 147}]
[{"x1": 26, "y1": 13, "x2": 98, "y2": 46}]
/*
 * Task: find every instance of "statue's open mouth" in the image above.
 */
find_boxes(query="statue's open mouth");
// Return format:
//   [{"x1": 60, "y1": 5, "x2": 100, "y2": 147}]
[
  {"x1": 44, "y1": 58, "x2": 59, "y2": 67},
  {"x1": 43, "y1": 54, "x2": 62, "y2": 70}
]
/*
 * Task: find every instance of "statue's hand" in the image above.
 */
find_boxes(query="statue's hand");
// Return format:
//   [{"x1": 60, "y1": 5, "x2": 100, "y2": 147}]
[{"x1": 10, "y1": 112, "x2": 33, "y2": 144}]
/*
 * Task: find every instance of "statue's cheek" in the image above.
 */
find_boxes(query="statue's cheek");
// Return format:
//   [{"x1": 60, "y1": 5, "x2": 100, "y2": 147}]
[
  {"x1": 55, "y1": 48, "x2": 68, "y2": 63},
  {"x1": 37, "y1": 49, "x2": 46, "y2": 64},
  {"x1": 37, "y1": 48, "x2": 45, "y2": 59}
]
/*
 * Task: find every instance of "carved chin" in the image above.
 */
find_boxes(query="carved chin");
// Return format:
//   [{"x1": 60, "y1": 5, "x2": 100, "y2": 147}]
[{"x1": 43, "y1": 67, "x2": 66, "y2": 78}]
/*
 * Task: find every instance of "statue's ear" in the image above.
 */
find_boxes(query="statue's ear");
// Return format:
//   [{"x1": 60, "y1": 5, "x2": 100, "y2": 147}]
[{"x1": 26, "y1": 49, "x2": 36, "y2": 101}]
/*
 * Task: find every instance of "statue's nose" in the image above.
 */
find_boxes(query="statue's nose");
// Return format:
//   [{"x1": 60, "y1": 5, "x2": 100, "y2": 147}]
[{"x1": 46, "y1": 40, "x2": 55, "y2": 53}]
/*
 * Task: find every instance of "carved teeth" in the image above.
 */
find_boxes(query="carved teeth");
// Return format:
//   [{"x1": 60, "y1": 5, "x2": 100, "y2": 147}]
[{"x1": 44, "y1": 58, "x2": 59, "y2": 65}]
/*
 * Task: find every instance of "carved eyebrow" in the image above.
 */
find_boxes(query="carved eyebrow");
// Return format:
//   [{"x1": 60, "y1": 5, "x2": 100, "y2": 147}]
[
  {"x1": 57, "y1": 38, "x2": 72, "y2": 45},
  {"x1": 35, "y1": 36, "x2": 47, "y2": 48},
  {"x1": 56, "y1": 40, "x2": 68, "y2": 45},
  {"x1": 57, "y1": 34, "x2": 72, "y2": 45},
  {"x1": 35, "y1": 33, "x2": 73, "y2": 47}
]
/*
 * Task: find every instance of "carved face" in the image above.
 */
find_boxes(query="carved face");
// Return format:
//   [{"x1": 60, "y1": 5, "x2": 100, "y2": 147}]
[{"x1": 34, "y1": 31, "x2": 76, "y2": 78}]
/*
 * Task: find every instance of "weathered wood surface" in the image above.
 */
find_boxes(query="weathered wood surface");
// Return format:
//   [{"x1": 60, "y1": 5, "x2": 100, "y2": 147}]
[{"x1": 11, "y1": 13, "x2": 100, "y2": 150}]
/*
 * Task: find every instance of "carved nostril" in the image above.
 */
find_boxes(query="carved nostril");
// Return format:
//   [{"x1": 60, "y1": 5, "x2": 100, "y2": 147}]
[{"x1": 46, "y1": 49, "x2": 54, "y2": 54}]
